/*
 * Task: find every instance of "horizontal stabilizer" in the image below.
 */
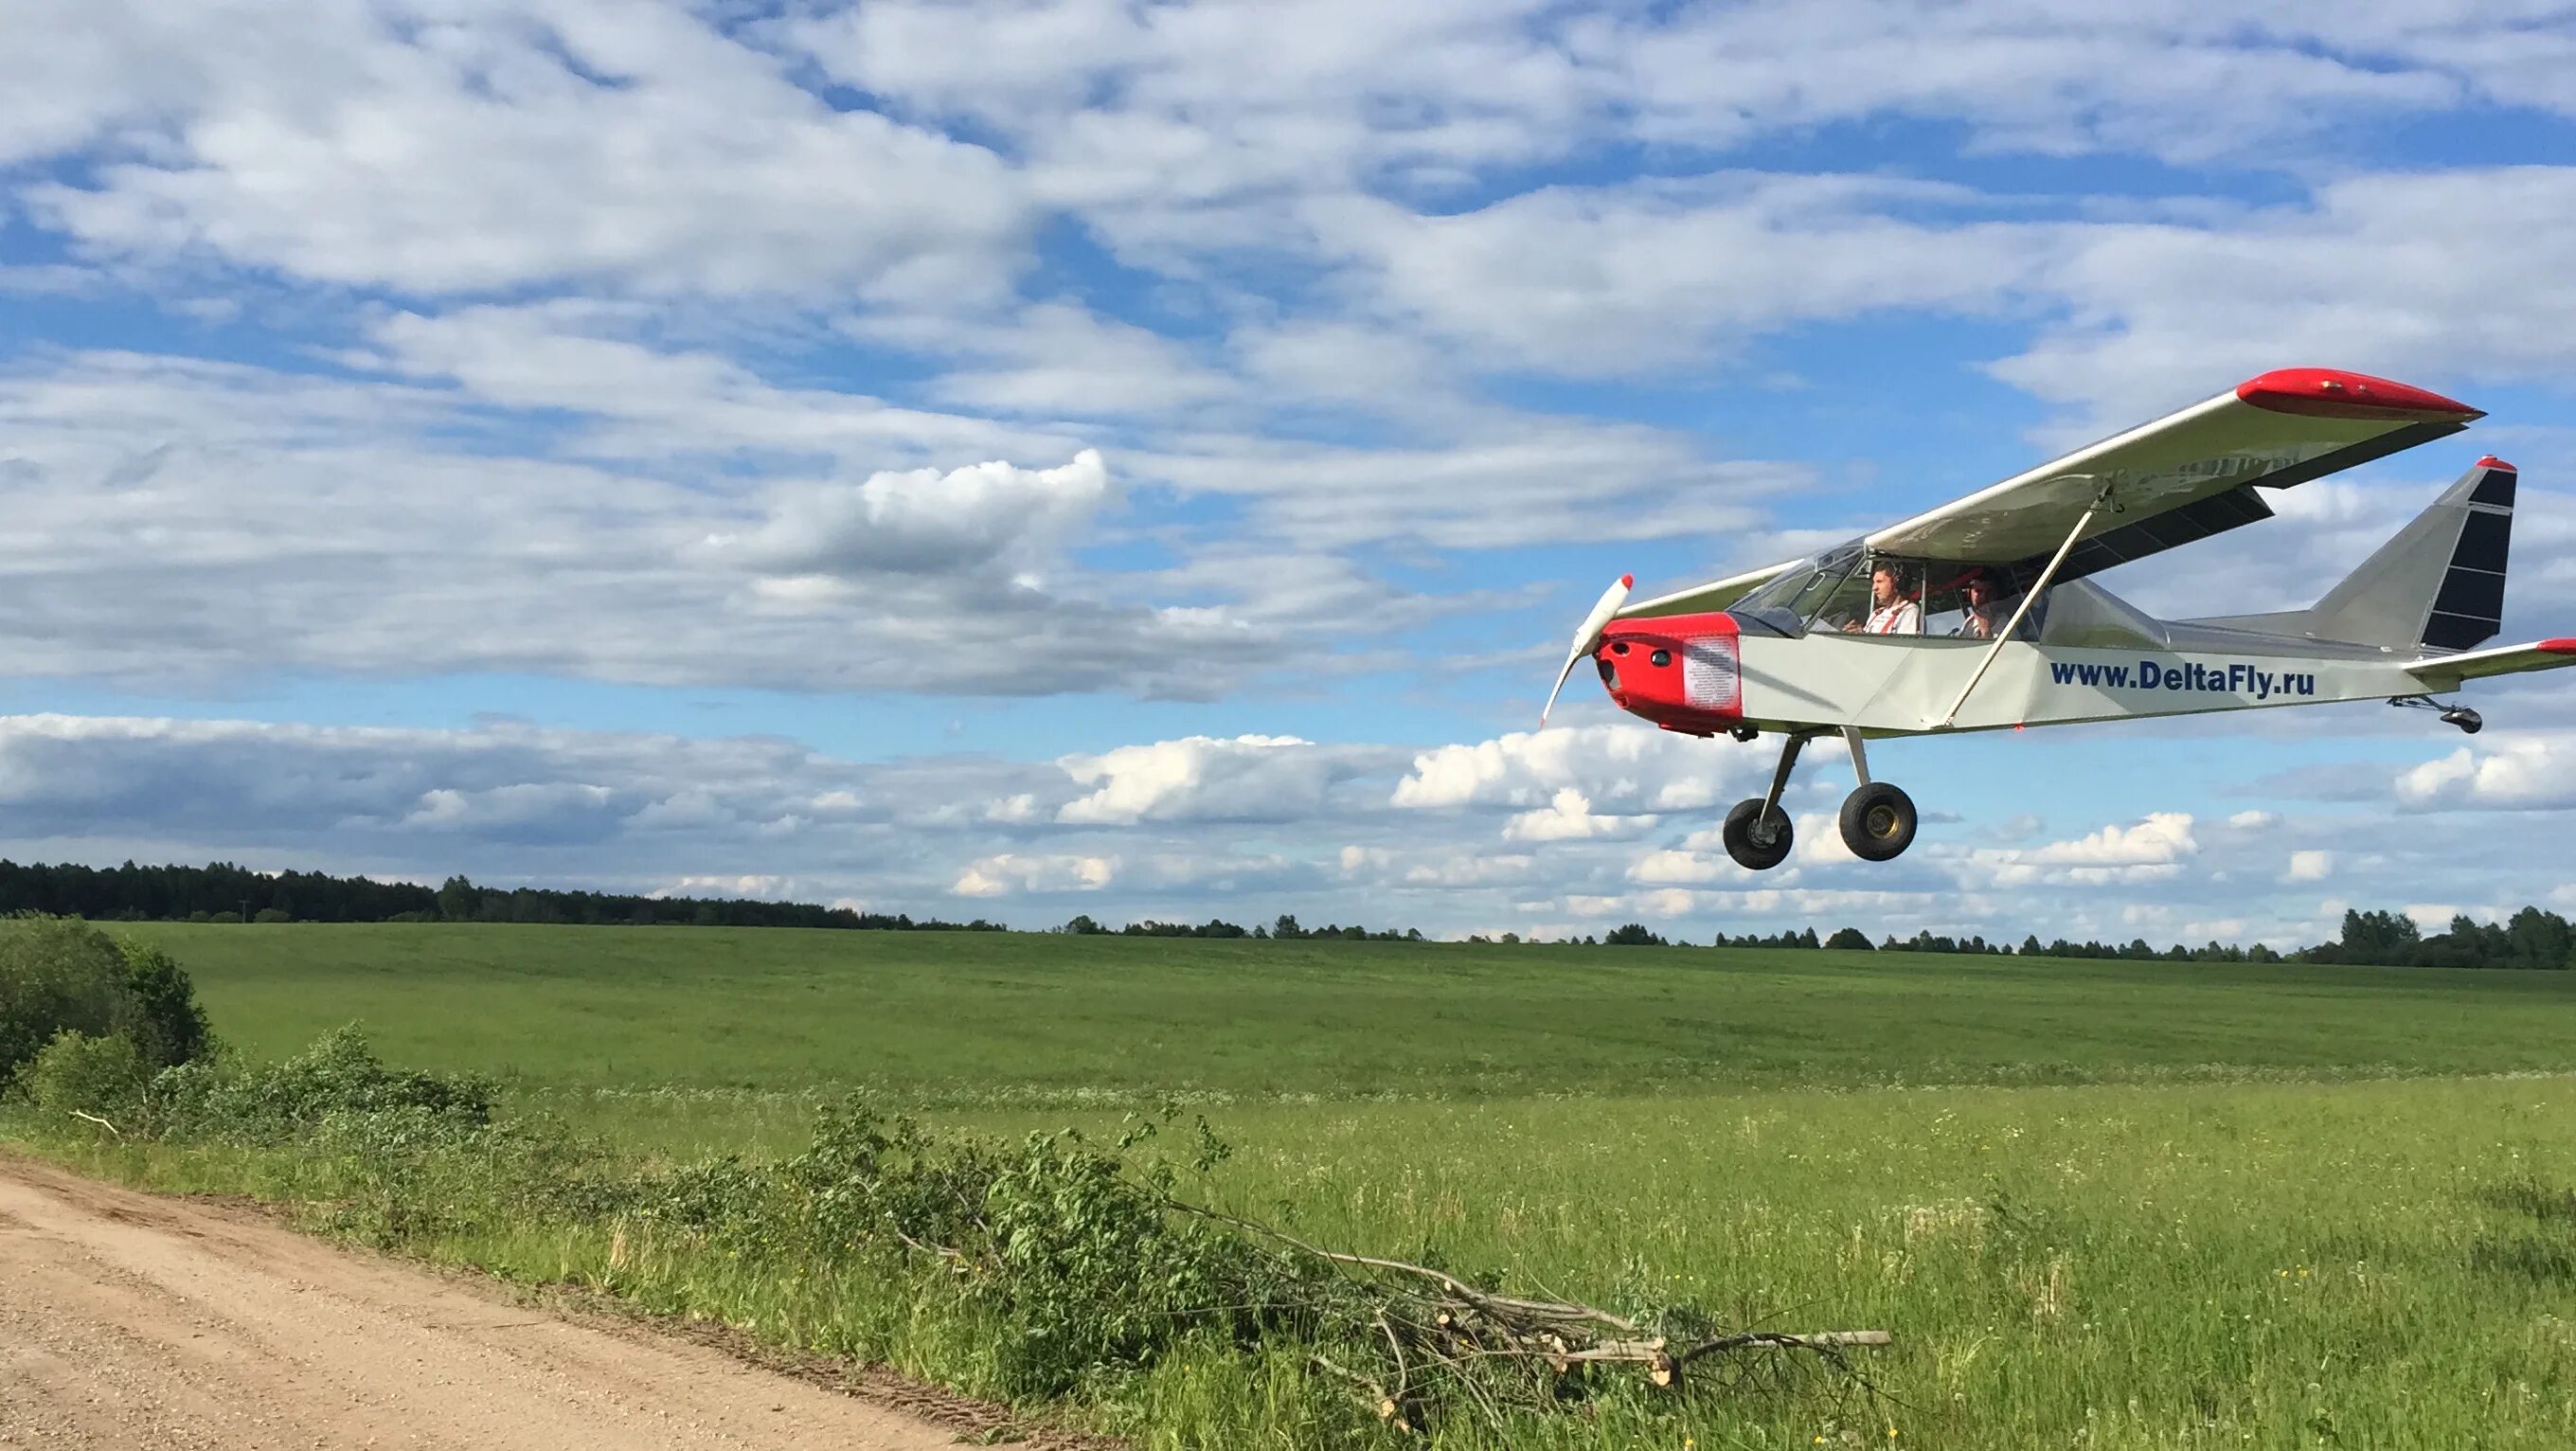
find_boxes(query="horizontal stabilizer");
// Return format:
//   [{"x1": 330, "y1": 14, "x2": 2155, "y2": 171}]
[{"x1": 2406, "y1": 637, "x2": 2576, "y2": 687}]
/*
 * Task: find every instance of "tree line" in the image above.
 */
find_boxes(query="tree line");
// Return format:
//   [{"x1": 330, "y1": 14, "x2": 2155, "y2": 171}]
[
  {"x1": 1067, "y1": 909, "x2": 2575, "y2": 970},
  {"x1": 2, "y1": 858, "x2": 2566, "y2": 969},
  {"x1": 0, "y1": 860, "x2": 1002, "y2": 932}
]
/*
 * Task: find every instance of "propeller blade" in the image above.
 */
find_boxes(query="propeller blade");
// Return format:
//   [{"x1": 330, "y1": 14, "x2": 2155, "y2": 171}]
[{"x1": 1539, "y1": 573, "x2": 1632, "y2": 727}]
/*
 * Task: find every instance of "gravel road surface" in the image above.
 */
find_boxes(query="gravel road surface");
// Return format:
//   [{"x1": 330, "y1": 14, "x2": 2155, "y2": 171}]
[{"x1": 0, "y1": 1155, "x2": 968, "y2": 1449}]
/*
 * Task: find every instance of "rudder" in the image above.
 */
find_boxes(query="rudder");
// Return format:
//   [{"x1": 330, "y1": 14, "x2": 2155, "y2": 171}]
[{"x1": 2303, "y1": 457, "x2": 2515, "y2": 651}]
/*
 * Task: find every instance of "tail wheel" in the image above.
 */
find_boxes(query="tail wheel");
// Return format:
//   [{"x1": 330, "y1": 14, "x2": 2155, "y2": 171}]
[
  {"x1": 1838, "y1": 781, "x2": 1917, "y2": 862},
  {"x1": 1722, "y1": 797, "x2": 1794, "y2": 871}
]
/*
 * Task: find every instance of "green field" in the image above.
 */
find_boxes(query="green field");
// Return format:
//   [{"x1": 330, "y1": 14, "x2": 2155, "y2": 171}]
[{"x1": 32, "y1": 924, "x2": 2576, "y2": 1447}]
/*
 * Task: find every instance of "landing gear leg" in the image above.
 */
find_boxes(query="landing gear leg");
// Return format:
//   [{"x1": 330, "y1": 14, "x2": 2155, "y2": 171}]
[
  {"x1": 1836, "y1": 726, "x2": 1918, "y2": 861},
  {"x1": 1722, "y1": 730, "x2": 1816, "y2": 871}
]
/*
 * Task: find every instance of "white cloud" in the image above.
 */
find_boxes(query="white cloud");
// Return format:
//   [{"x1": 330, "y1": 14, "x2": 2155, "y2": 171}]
[
  {"x1": 1993, "y1": 168, "x2": 2576, "y2": 426},
  {"x1": 1501, "y1": 787, "x2": 1653, "y2": 843},
  {"x1": 27, "y1": 2, "x2": 1033, "y2": 301},
  {"x1": 2285, "y1": 850, "x2": 2334, "y2": 883},
  {"x1": 1629, "y1": 848, "x2": 1726, "y2": 887},
  {"x1": 954, "y1": 852, "x2": 1118, "y2": 897},
  {"x1": 2404, "y1": 902, "x2": 2465, "y2": 930},
  {"x1": 0, "y1": 349, "x2": 1277, "y2": 697},
  {"x1": 0, "y1": 709, "x2": 2567, "y2": 940},
  {"x1": 853, "y1": 303, "x2": 1238, "y2": 420},
  {"x1": 1951, "y1": 812, "x2": 2199, "y2": 887},
  {"x1": 721, "y1": 451, "x2": 1113, "y2": 579},
  {"x1": 1057, "y1": 735, "x2": 1380, "y2": 825},
  {"x1": 2228, "y1": 810, "x2": 2280, "y2": 831},
  {"x1": 1304, "y1": 175, "x2": 2049, "y2": 376},
  {"x1": 2396, "y1": 735, "x2": 2576, "y2": 810},
  {"x1": 1393, "y1": 724, "x2": 1763, "y2": 814}
]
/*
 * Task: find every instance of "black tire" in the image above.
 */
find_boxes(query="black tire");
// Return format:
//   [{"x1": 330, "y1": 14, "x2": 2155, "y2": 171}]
[
  {"x1": 1722, "y1": 797, "x2": 1794, "y2": 871},
  {"x1": 1838, "y1": 781, "x2": 1917, "y2": 862}
]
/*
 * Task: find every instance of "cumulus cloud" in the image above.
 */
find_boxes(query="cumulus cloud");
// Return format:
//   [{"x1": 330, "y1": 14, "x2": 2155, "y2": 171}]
[
  {"x1": 1993, "y1": 168, "x2": 2576, "y2": 426},
  {"x1": 1055, "y1": 735, "x2": 1388, "y2": 825},
  {"x1": 0, "y1": 710, "x2": 2569, "y2": 941},
  {"x1": 2285, "y1": 850, "x2": 2334, "y2": 883},
  {"x1": 1393, "y1": 725, "x2": 1767, "y2": 815},
  {"x1": 1501, "y1": 787, "x2": 1654, "y2": 843},
  {"x1": 723, "y1": 451, "x2": 1113, "y2": 580},
  {"x1": 1952, "y1": 812, "x2": 2200, "y2": 887},
  {"x1": 2397, "y1": 734, "x2": 2576, "y2": 810},
  {"x1": 954, "y1": 852, "x2": 1118, "y2": 897},
  {"x1": 26, "y1": 1, "x2": 1033, "y2": 300},
  {"x1": 0, "y1": 349, "x2": 1280, "y2": 697},
  {"x1": 1304, "y1": 175, "x2": 2050, "y2": 376}
]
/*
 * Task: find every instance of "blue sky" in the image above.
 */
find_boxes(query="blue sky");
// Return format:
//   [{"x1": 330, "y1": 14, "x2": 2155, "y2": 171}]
[{"x1": 4, "y1": 0, "x2": 2574, "y2": 943}]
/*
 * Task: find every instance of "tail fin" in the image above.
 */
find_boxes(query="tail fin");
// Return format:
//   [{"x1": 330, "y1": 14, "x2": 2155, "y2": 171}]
[
  {"x1": 2316, "y1": 457, "x2": 2513, "y2": 650},
  {"x1": 2191, "y1": 457, "x2": 2515, "y2": 651}
]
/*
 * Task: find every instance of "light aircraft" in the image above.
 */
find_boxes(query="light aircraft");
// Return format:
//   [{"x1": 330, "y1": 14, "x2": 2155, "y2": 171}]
[{"x1": 1541, "y1": 367, "x2": 2573, "y2": 872}]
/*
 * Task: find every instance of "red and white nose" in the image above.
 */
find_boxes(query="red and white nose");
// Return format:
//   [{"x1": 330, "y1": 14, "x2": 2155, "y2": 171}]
[{"x1": 1595, "y1": 612, "x2": 1743, "y2": 733}]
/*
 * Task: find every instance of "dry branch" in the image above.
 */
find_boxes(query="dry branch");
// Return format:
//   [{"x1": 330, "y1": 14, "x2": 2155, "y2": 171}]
[{"x1": 1159, "y1": 1193, "x2": 1887, "y2": 1430}]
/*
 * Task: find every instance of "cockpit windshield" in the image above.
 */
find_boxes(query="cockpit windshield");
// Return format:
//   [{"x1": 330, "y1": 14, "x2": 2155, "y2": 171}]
[
  {"x1": 1730, "y1": 541, "x2": 2051, "y2": 641},
  {"x1": 1731, "y1": 542, "x2": 1866, "y2": 636}
]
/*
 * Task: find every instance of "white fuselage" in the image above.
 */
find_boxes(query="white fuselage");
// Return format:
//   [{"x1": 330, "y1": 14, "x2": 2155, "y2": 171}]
[{"x1": 1736, "y1": 631, "x2": 2425, "y2": 736}]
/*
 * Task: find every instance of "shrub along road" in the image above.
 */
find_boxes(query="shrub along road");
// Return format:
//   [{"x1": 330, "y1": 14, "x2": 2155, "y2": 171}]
[{"x1": 0, "y1": 1155, "x2": 966, "y2": 1451}]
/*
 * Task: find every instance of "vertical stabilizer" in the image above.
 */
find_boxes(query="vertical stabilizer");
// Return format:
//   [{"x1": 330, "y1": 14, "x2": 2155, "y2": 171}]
[{"x1": 2298, "y1": 457, "x2": 2516, "y2": 651}]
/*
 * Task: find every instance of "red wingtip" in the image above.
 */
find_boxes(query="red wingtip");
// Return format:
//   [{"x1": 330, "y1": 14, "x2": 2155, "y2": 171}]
[
  {"x1": 2235, "y1": 367, "x2": 2481, "y2": 422},
  {"x1": 1619, "y1": 573, "x2": 1634, "y2": 588},
  {"x1": 2476, "y1": 455, "x2": 2517, "y2": 473},
  {"x1": 2541, "y1": 638, "x2": 2576, "y2": 655}
]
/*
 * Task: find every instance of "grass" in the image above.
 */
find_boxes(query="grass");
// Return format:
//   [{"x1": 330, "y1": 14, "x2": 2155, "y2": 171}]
[
  {"x1": 23, "y1": 923, "x2": 2576, "y2": 1447},
  {"x1": 112, "y1": 923, "x2": 2576, "y2": 1098}
]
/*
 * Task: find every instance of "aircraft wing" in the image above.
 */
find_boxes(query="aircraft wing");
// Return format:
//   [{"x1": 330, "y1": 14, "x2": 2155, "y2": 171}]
[
  {"x1": 1868, "y1": 369, "x2": 2481, "y2": 577},
  {"x1": 1615, "y1": 561, "x2": 1798, "y2": 620},
  {"x1": 2406, "y1": 637, "x2": 2576, "y2": 687}
]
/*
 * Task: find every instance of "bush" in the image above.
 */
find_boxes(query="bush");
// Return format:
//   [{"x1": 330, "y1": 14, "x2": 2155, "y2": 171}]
[
  {"x1": 115, "y1": 940, "x2": 213, "y2": 1068},
  {"x1": 19, "y1": 1030, "x2": 154, "y2": 1127},
  {"x1": 767, "y1": 1100, "x2": 1314, "y2": 1396},
  {"x1": 0, "y1": 917, "x2": 146, "y2": 1085},
  {"x1": 253, "y1": 907, "x2": 293, "y2": 923},
  {"x1": 0, "y1": 918, "x2": 217, "y2": 1089},
  {"x1": 162, "y1": 1024, "x2": 490, "y2": 1145}
]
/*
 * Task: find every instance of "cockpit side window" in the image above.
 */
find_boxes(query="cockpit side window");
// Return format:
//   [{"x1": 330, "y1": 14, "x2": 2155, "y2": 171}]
[{"x1": 1923, "y1": 564, "x2": 2050, "y2": 641}]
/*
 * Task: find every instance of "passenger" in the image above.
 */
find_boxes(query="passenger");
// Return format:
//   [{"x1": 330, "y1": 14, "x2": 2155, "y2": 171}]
[
  {"x1": 1845, "y1": 562, "x2": 1921, "y2": 636},
  {"x1": 1957, "y1": 570, "x2": 2005, "y2": 638}
]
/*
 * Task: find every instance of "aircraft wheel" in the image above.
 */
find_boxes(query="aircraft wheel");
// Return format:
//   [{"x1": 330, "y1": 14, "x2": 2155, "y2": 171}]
[
  {"x1": 1722, "y1": 797, "x2": 1794, "y2": 871},
  {"x1": 1838, "y1": 781, "x2": 1917, "y2": 862}
]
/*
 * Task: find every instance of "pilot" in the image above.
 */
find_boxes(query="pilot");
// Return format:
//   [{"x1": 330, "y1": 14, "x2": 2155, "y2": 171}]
[
  {"x1": 1957, "y1": 569, "x2": 2005, "y2": 638},
  {"x1": 1847, "y1": 562, "x2": 1921, "y2": 636}
]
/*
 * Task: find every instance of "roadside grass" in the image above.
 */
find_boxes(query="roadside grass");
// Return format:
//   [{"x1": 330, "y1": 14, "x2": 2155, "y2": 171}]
[{"x1": 13, "y1": 925, "x2": 2576, "y2": 1447}]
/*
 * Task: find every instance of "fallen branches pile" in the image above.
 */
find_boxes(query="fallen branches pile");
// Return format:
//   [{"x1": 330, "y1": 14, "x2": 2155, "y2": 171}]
[
  {"x1": 1177, "y1": 1199, "x2": 1887, "y2": 1433},
  {"x1": 744, "y1": 1098, "x2": 1891, "y2": 1437}
]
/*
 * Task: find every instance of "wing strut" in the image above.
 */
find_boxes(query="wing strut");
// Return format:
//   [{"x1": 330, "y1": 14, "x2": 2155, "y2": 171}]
[{"x1": 1936, "y1": 477, "x2": 2109, "y2": 729}]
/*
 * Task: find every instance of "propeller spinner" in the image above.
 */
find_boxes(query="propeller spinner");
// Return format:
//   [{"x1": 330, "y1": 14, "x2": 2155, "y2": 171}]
[{"x1": 1539, "y1": 573, "x2": 1632, "y2": 727}]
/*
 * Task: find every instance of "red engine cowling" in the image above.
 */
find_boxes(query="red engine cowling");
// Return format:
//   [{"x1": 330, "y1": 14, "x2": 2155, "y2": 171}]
[{"x1": 1594, "y1": 612, "x2": 1743, "y2": 734}]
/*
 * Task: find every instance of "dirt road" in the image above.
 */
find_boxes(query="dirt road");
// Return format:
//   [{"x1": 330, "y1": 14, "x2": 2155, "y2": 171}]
[{"x1": 0, "y1": 1155, "x2": 970, "y2": 1449}]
